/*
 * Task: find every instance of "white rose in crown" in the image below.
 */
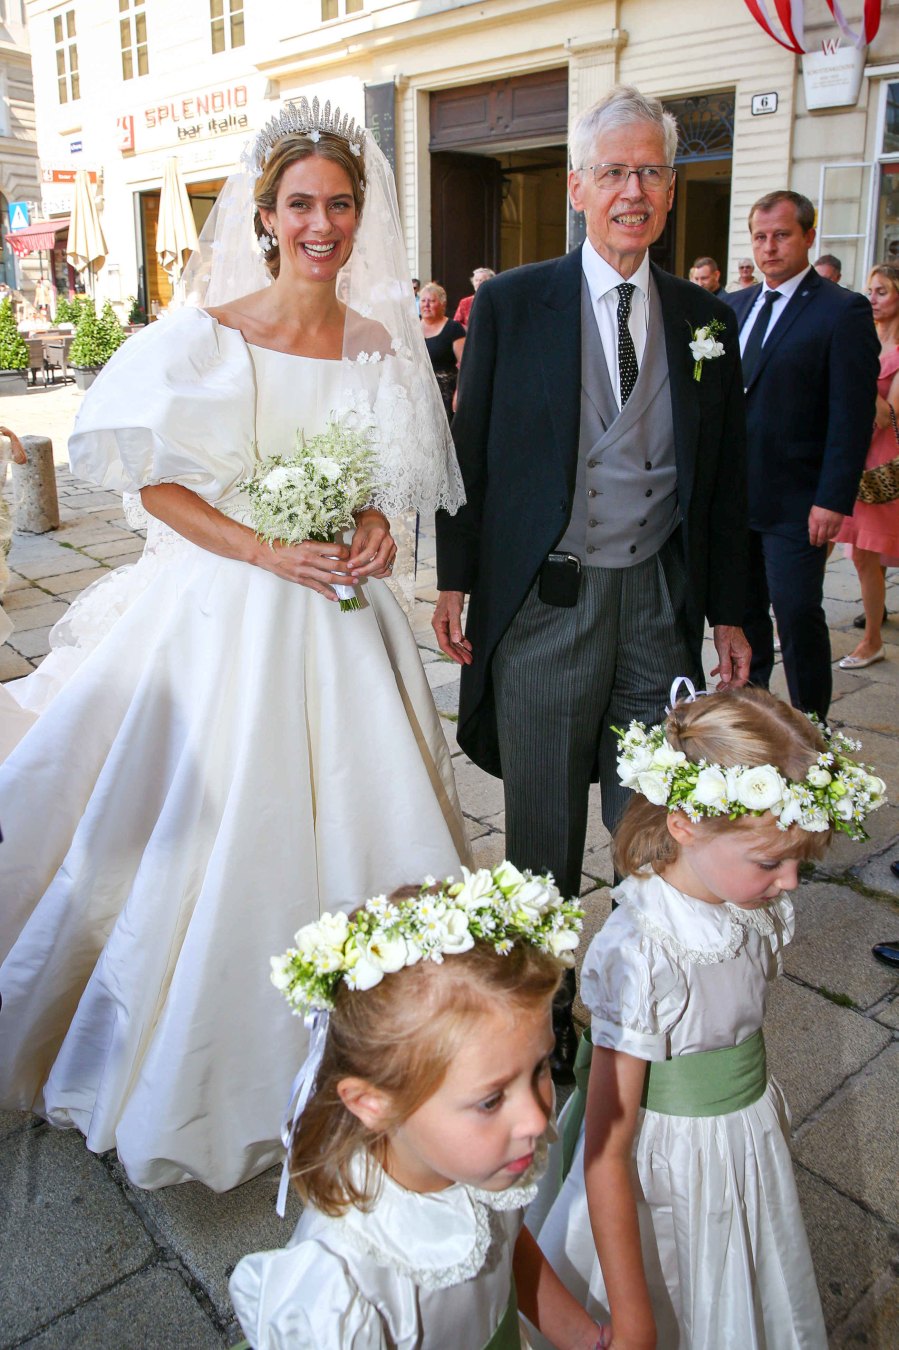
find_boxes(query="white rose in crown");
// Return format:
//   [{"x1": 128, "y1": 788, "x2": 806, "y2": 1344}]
[
  {"x1": 692, "y1": 766, "x2": 729, "y2": 809},
  {"x1": 734, "y1": 765, "x2": 785, "y2": 812},
  {"x1": 650, "y1": 742, "x2": 687, "y2": 770},
  {"x1": 547, "y1": 927, "x2": 580, "y2": 962},
  {"x1": 442, "y1": 909, "x2": 475, "y2": 953},
  {"x1": 637, "y1": 770, "x2": 670, "y2": 806},
  {"x1": 365, "y1": 930, "x2": 410, "y2": 974},
  {"x1": 617, "y1": 744, "x2": 653, "y2": 785},
  {"x1": 806, "y1": 767, "x2": 833, "y2": 787},
  {"x1": 451, "y1": 866, "x2": 498, "y2": 910}
]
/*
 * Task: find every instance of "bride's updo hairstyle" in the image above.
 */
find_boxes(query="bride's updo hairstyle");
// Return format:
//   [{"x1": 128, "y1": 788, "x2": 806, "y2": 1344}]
[
  {"x1": 288, "y1": 887, "x2": 561, "y2": 1217},
  {"x1": 614, "y1": 686, "x2": 832, "y2": 878},
  {"x1": 253, "y1": 132, "x2": 366, "y2": 280}
]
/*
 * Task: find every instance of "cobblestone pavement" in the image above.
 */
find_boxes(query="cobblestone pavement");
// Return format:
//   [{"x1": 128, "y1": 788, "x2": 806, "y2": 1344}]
[{"x1": 1, "y1": 388, "x2": 897, "y2": 1347}]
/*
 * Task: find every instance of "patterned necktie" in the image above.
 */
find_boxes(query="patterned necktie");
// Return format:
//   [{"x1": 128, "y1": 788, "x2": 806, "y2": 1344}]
[
  {"x1": 740, "y1": 290, "x2": 782, "y2": 388},
  {"x1": 616, "y1": 283, "x2": 638, "y2": 405}
]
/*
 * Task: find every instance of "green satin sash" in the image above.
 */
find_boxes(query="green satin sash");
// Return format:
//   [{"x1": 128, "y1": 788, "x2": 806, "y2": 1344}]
[
  {"x1": 483, "y1": 1284, "x2": 521, "y2": 1349},
  {"x1": 560, "y1": 1028, "x2": 768, "y2": 1181}
]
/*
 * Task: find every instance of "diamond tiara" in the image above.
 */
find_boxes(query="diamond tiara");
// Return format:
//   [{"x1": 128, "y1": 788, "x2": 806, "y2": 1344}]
[{"x1": 247, "y1": 97, "x2": 362, "y2": 176}]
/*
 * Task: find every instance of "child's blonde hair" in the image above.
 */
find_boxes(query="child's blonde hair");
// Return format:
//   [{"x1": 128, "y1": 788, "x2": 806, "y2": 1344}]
[
  {"x1": 613, "y1": 686, "x2": 833, "y2": 876},
  {"x1": 288, "y1": 886, "x2": 562, "y2": 1216}
]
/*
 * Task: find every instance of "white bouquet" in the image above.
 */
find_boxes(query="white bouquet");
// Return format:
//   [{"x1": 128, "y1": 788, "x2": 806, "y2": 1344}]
[{"x1": 242, "y1": 417, "x2": 377, "y2": 611}]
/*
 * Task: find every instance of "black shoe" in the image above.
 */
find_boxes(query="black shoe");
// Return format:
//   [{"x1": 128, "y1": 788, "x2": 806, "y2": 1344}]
[
  {"x1": 853, "y1": 607, "x2": 888, "y2": 629},
  {"x1": 890, "y1": 860, "x2": 899, "y2": 881},
  {"x1": 872, "y1": 941, "x2": 899, "y2": 969},
  {"x1": 550, "y1": 968, "x2": 578, "y2": 1085},
  {"x1": 550, "y1": 1012, "x2": 578, "y2": 1085}
]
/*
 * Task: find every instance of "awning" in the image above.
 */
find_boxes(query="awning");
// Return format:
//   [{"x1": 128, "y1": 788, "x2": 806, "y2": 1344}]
[{"x1": 7, "y1": 218, "x2": 70, "y2": 257}]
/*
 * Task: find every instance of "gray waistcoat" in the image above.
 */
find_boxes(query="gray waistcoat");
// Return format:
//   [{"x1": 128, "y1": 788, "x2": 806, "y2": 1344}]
[{"x1": 557, "y1": 273, "x2": 679, "y2": 568}]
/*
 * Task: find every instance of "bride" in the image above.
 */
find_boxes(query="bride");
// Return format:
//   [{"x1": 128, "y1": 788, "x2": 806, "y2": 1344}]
[{"x1": 0, "y1": 100, "x2": 469, "y2": 1192}]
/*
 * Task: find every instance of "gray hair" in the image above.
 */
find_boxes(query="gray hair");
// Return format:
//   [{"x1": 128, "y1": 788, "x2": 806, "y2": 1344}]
[
  {"x1": 737, "y1": 258, "x2": 755, "y2": 268},
  {"x1": 570, "y1": 85, "x2": 678, "y2": 172}
]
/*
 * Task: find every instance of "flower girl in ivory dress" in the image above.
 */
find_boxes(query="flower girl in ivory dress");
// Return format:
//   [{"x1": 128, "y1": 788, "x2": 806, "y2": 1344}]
[
  {"x1": 529, "y1": 684, "x2": 886, "y2": 1350},
  {"x1": 229, "y1": 863, "x2": 612, "y2": 1350}
]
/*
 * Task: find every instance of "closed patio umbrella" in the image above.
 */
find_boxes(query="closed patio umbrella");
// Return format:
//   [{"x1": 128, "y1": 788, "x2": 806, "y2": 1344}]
[
  {"x1": 156, "y1": 157, "x2": 199, "y2": 285},
  {"x1": 66, "y1": 170, "x2": 107, "y2": 277}
]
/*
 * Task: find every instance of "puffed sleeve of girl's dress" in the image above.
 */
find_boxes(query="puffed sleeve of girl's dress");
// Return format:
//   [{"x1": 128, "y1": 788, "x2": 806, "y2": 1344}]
[
  {"x1": 229, "y1": 1240, "x2": 387, "y2": 1350},
  {"x1": 579, "y1": 906, "x2": 687, "y2": 1061},
  {"x1": 67, "y1": 307, "x2": 256, "y2": 506}
]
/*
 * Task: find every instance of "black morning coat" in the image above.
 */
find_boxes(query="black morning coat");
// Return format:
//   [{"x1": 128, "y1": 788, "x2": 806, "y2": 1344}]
[{"x1": 435, "y1": 245, "x2": 749, "y2": 779}]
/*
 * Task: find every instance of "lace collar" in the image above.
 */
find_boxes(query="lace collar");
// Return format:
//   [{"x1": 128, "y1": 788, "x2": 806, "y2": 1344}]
[
  {"x1": 613, "y1": 872, "x2": 794, "y2": 966},
  {"x1": 321, "y1": 1146, "x2": 544, "y2": 1291}
]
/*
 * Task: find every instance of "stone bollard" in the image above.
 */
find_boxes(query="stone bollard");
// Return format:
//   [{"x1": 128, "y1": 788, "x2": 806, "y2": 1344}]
[{"x1": 11, "y1": 435, "x2": 60, "y2": 533}]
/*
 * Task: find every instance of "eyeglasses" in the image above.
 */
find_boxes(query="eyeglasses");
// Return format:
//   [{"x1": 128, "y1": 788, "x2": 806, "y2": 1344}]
[{"x1": 584, "y1": 163, "x2": 676, "y2": 191}]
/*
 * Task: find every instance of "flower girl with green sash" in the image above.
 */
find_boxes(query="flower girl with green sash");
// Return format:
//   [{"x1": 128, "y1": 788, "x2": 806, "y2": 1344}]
[
  {"x1": 229, "y1": 865, "x2": 611, "y2": 1350},
  {"x1": 528, "y1": 683, "x2": 886, "y2": 1350}
]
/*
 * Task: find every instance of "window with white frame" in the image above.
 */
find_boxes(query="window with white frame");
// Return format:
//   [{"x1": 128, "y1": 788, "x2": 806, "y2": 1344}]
[
  {"x1": 120, "y1": 0, "x2": 148, "y2": 80},
  {"x1": 321, "y1": 0, "x2": 364, "y2": 21},
  {"x1": 54, "y1": 9, "x2": 79, "y2": 104},
  {"x1": 210, "y1": 0, "x2": 244, "y2": 53}
]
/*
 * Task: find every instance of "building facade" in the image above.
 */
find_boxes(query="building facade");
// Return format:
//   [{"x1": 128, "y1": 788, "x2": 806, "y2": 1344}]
[
  {"x1": 20, "y1": 0, "x2": 899, "y2": 315},
  {"x1": 0, "y1": 0, "x2": 41, "y2": 303}
]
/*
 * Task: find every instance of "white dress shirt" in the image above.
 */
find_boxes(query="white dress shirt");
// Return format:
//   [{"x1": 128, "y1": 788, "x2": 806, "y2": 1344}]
[
  {"x1": 738, "y1": 264, "x2": 813, "y2": 353},
  {"x1": 581, "y1": 238, "x2": 651, "y2": 409}
]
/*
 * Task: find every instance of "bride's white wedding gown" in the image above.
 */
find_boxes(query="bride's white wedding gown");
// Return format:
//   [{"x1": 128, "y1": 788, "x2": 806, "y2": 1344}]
[{"x1": 0, "y1": 309, "x2": 468, "y2": 1191}]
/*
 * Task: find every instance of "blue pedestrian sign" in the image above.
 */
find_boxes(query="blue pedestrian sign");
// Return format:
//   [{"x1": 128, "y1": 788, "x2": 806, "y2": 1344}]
[{"x1": 8, "y1": 201, "x2": 30, "y2": 231}]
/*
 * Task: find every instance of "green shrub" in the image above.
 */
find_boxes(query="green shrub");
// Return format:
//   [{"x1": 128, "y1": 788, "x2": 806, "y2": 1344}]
[
  {"x1": 69, "y1": 299, "x2": 125, "y2": 368},
  {"x1": 0, "y1": 297, "x2": 27, "y2": 370}
]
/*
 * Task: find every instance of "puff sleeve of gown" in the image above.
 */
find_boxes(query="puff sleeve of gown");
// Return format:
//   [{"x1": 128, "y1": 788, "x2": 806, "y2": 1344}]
[
  {"x1": 229, "y1": 1240, "x2": 387, "y2": 1350},
  {"x1": 67, "y1": 307, "x2": 256, "y2": 506},
  {"x1": 580, "y1": 906, "x2": 687, "y2": 1061}
]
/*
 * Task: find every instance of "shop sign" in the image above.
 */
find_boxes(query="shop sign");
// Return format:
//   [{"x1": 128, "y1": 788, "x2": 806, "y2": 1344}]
[
  {"x1": 118, "y1": 82, "x2": 257, "y2": 154},
  {"x1": 802, "y1": 42, "x2": 866, "y2": 110},
  {"x1": 41, "y1": 167, "x2": 97, "y2": 184}
]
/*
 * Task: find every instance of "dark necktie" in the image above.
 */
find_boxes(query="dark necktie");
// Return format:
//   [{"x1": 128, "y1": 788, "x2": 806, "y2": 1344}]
[
  {"x1": 740, "y1": 290, "x2": 781, "y2": 387},
  {"x1": 616, "y1": 283, "x2": 638, "y2": 405}
]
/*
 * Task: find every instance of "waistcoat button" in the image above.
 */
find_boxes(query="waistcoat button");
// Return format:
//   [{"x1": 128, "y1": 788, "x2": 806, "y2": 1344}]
[
  {"x1": 645, "y1": 488, "x2": 653, "y2": 497},
  {"x1": 629, "y1": 544, "x2": 637, "y2": 554}
]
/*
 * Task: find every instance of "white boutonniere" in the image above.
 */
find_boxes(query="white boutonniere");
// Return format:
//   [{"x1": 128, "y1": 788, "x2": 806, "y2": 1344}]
[{"x1": 688, "y1": 319, "x2": 726, "y2": 382}]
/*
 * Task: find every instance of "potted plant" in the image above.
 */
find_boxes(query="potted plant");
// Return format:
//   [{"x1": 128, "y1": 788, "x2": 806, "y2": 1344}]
[
  {"x1": 127, "y1": 294, "x2": 147, "y2": 326},
  {"x1": 0, "y1": 296, "x2": 28, "y2": 395},
  {"x1": 69, "y1": 299, "x2": 126, "y2": 391}
]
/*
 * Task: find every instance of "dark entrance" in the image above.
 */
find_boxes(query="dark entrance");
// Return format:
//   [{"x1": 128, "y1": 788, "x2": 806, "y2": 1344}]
[
  {"x1": 651, "y1": 92, "x2": 735, "y2": 280},
  {"x1": 429, "y1": 68, "x2": 568, "y2": 312}
]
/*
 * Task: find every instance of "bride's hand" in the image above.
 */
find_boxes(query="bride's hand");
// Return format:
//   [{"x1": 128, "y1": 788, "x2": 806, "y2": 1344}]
[
  {"x1": 347, "y1": 509, "x2": 397, "y2": 580},
  {"x1": 253, "y1": 537, "x2": 353, "y2": 601}
]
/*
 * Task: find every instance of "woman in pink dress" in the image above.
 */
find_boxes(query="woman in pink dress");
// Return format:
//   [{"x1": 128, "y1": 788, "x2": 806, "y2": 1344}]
[{"x1": 836, "y1": 264, "x2": 899, "y2": 669}]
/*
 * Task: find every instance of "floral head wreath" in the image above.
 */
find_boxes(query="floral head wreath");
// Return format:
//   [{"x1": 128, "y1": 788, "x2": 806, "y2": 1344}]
[
  {"x1": 271, "y1": 861, "x2": 584, "y2": 1015},
  {"x1": 270, "y1": 862, "x2": 583, "y2": 1215},
  {"x1": 614, "y1": 678, "x2": 887, "y2": 841}
]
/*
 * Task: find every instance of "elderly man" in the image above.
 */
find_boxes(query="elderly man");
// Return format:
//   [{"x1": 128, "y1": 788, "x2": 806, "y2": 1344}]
[
  {"x1": 729, "y1": 192, "x2": 878, "y2": 720},
  {"x1": 691, "y1": 255, "x2": 726, "y2": 296},
  {"x1": 434, "y1": 84, "x2": 749, "y2": 1074},
  {"x1": 454, "y1": 268, "x2": 496, "y2": 328},
  {"x1": 734, "y1": 258, "x2": 757, "y2": 289}
]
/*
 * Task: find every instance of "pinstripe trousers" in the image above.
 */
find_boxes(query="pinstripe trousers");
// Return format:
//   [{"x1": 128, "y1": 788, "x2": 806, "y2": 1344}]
[{"x1": 491, "y1": 537, "x2": 695, "y2": 899}]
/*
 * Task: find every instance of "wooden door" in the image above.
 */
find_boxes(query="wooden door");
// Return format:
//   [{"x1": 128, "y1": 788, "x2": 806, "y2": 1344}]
[{"x1": 430, "y1": 152, "x2": 502, "y2": 315}]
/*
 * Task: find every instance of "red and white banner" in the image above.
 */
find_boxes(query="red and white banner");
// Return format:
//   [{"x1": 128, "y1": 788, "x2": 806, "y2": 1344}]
[{"x1": 743, "y1": 0, "x2": 881, "y2": 53}]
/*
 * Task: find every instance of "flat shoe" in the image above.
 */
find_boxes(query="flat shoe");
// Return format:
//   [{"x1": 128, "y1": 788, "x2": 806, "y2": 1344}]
[
  {"x1": 839, "y1": 647, "x2": 886, "y2": 669},
  {"x1": 872, "y1": 941, "x2": 899, "y2": 969}
]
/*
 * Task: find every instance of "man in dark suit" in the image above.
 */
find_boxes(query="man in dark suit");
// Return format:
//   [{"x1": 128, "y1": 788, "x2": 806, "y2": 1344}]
[
  {"x1": 433, "y1": 85, "x2": 750, "y2": 1073},
  {"x1": 729, "y1": 191, "x2": 879, "y2": 721}
]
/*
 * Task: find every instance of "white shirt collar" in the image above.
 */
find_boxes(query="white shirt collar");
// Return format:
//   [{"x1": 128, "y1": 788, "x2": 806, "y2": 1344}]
[
  {"x1": 760, "y1": 263, "x2": 812, "y2": 304},
  {"x1": 582, "y1": 236, "x2": 651, "y2": 302}
]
